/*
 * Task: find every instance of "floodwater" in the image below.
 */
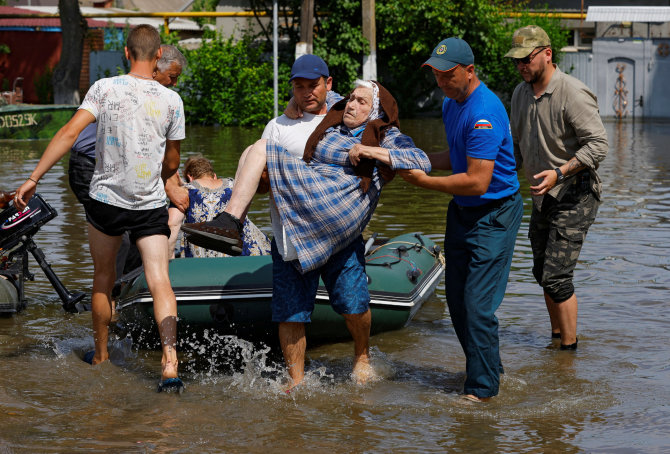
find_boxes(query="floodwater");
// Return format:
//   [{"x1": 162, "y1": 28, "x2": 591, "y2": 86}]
[{"x1": 1, "y1": 119, "x2": 669, "y2": 453}]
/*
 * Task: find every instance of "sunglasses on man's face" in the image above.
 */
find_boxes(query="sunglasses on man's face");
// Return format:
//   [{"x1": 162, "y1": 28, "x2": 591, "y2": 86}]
[{"x1": 512, "y1": 47, "x2": 548, "y2": 65}]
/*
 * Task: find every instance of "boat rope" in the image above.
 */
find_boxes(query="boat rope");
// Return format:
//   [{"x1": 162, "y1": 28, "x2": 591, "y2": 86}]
[
  {"x1": 366, "y1": 240, "x2": 440, "y2": 261},
  {"x1": 366, "y1": 253, "x2": 423, "y2": 283},
  {"x1": 366, "y1": 253, "x2": 404, "y2": 267}
]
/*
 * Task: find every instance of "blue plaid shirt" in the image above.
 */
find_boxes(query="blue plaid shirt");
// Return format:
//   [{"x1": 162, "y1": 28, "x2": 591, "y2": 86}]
[{"x1": 267, "y1": 124, "x2": 431, "y2": 273}]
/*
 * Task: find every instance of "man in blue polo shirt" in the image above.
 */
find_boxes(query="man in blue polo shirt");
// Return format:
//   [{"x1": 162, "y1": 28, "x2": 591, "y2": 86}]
[{"x1": 400, "y1": 37, "x2": 522, "y2": 402}]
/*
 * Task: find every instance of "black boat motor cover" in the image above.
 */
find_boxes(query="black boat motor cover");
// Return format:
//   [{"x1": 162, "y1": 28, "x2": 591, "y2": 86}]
[{"x1": 0, "y1": 194, "x2": 57, "y2": 251}]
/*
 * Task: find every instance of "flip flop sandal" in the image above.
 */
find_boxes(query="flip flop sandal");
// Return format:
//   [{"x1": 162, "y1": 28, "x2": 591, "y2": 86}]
[{"x1": 157, "y1": 377, "x2": 185, "y2": 394}]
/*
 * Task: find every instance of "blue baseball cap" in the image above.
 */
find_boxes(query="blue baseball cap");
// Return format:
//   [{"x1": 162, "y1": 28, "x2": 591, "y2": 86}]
[
  {"x1": 290, "y1": 54, "x2": 329, "y2": 81},
  {"x1": 422, "y1": 37, "x2": 474, "y2": 72}
]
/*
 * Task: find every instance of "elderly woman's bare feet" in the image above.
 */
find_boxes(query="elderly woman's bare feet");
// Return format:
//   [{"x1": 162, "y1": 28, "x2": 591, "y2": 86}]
[{"x1": 352, "y1": 357, "x2": 376, "y2": 385}]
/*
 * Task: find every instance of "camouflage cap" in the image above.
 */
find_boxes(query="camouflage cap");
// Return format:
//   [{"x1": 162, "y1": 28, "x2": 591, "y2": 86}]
[{"x1": 504, "y1": 25, "x2": 551, "y2": 59}]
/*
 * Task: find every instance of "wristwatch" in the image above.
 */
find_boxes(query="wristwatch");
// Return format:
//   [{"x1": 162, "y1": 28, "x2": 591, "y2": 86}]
[{"x1": 554, "y1": 167, "x2": 565, "y2": 184}]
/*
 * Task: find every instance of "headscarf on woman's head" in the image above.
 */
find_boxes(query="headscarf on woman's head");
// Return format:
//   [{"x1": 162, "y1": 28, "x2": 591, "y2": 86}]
[{"x1": 353, "y1": 79, "x2": 381, "y2": 122}]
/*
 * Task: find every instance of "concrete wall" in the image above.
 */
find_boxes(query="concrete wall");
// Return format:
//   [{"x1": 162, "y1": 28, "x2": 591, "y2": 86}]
[
  {"x1": 560, "y1": 51, "x2": 595, "y2": 91},
  {"x1": 216, "y1": 0, "x2": 269, "y2": 40}
]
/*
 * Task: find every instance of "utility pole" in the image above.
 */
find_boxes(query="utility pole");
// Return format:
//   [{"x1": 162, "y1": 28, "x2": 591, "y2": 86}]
[
  {"x1": 296, "y1": 0, "x2": 314, "y2": 58},
  {"x1": 362, "y1": 0, "x2": 377, "y2": 80},
  {"x1": 273, "y1": 0, "x2": 278, "y2": 117}
]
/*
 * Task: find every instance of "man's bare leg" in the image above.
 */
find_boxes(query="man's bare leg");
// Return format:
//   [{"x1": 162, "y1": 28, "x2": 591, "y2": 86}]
[
  {"x1": 278, "y1": 321, "x2": 306, "y2": 390},
  {"x1": 136, "y1": 234, "x2": 179, "y2": 380},
  {"x1": 343, "y1": 309, "x2": 374, "y2": 384},
  {"x1": 167, "y1": 207, "x2": 185, "y2": 259},
  {"x1": 87, "y1": 224, "x2": 123, "y2": 365},
  {"x1": 544, "y1": 292, "x2": 561, "y2": 338},
  {"x1": 552, "y1": 293, "x2": 578, "y2": 346}
]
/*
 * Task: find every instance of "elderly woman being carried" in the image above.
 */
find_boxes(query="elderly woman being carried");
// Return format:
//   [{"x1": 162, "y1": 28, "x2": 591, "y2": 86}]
[
  {"x1": 182, "y1": 79, "x2": 431, "y2": 273},
  {"x1": 182, "y1": 79, "x2": 431, "y2": 388}
]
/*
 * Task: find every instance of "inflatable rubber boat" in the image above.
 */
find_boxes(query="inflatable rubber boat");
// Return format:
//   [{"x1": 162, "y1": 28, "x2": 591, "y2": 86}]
[{"x1": 114, "y1": 232, "x2": 444, "y2": 346}]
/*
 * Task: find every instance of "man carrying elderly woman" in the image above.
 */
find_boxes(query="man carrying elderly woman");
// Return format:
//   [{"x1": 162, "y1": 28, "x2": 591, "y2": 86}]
[{"x1": 182, "y1": 78, "x2": 431, "y2": 390}]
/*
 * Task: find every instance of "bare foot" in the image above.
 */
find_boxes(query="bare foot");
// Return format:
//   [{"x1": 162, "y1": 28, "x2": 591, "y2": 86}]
[
  {"x1": 462, "y1": 394, "x2": 491, "y2": 403},
  {"x1": 161, "y1": 348, "x2": 179, "y2": 380},
  {"x1": 283, "y1": 371, "x2": 305, "y2": 394},
  {"x1": 91, "y1": 354, "x2": 108, "y2": 366},
  {"x1": 161, "y1": 360, "x2": 178, "y2": 380},
  {"x1": 352, "y1": 357, "x2": 376, "y2": 385},
  {"x1": 284, "y1": 380, "x2": 303, "y2": 395}
]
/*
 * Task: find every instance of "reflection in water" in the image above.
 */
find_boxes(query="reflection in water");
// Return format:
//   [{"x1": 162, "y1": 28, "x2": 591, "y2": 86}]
[{"x1": 1, "y1": 120, "x2": 669, "y2": 452}]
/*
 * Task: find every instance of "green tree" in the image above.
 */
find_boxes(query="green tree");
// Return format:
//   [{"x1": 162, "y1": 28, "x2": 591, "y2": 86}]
[
  {"x1": 375, "y1": 0, "x2": 569, "y2": 113},
  {"x1": 243, "y1": 0, "x2": 569, "y2": 114},
  {"x1": 175, "y1": 31, "x2": 291, "y2": 126},
  {"x1": 312, "y1": 0, "x2": 368, "y2": 95},
  {"x1": 192, "y1": 1, "x2": 569, "y2": 120},
  {"x1": 245, "y1": 0, "x2": 366, "y2": 95}
]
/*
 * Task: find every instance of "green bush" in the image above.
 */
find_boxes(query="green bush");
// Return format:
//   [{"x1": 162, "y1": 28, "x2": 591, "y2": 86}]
[
  {"x1": 374, "y1": 0, "x2": 569, "y2": 113},
  {"x1": 176, "y1": 32, "x2": 291, "y2": 126}
]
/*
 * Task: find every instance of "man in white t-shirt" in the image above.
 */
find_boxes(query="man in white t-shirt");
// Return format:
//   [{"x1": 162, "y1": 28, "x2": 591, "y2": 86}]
[
  {"x1": 259, "y1": 58, "x2": 338, "y2": 262},
  {"x1": 14, "y1": 25, "x2": 185, "y2": 392}
]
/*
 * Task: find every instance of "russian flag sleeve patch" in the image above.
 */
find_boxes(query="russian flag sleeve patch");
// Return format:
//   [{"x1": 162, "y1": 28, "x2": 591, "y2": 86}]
[{"x1": 474, "y1": 119, "x2": 493, "y2": 129}]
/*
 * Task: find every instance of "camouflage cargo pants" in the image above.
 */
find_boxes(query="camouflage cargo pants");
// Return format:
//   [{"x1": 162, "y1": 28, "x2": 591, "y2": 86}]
[{"x1": 529, "y1": 174, "x2": 600, "y2": 303}]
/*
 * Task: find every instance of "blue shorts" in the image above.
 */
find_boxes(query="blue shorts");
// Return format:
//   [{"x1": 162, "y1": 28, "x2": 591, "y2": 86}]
[
  {"x1": 86, "y1": 199, "x2": 170, "y2": 243},
  {"x1": 271, "y1": 237, "x2": 370, "y2": 323}
]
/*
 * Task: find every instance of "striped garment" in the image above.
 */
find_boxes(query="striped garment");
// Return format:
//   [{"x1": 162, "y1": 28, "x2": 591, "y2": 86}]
[{"x1": 267, "y1": 124, "x2": 431, "y2": 273}]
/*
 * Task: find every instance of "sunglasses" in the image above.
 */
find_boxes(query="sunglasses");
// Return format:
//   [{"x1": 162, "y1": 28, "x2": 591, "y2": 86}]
[{"x1": 512, "y1": 47, "x2": 548, "y2": 65}]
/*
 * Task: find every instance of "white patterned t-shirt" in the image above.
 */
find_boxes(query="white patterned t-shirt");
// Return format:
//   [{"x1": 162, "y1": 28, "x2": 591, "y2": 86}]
[{"x1": 79, "y1": 75, "x2": 186, "y2": 210}]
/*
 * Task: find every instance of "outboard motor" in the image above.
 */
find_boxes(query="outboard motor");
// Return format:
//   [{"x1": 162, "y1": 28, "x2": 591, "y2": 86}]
[{"x1": 0, "y1": 194, "x2": 85, "y2": 314}]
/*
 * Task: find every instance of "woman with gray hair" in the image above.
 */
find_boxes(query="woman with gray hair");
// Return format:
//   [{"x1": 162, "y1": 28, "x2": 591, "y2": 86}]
[
  {"x1": 183, "y1": 79, "x2": 430, "y2": 272},
  {"x1": 183, "y1": 79, "x2": 430, "y2": 389}
]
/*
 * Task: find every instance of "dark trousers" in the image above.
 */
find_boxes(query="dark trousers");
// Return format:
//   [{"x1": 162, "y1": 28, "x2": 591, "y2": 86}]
[
  {"x1": 444, "y1": 192, "x2": 523, "y2": 398},
  {"x1": 68, "y1": 151, "x2": 95, "y2": 208}
]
